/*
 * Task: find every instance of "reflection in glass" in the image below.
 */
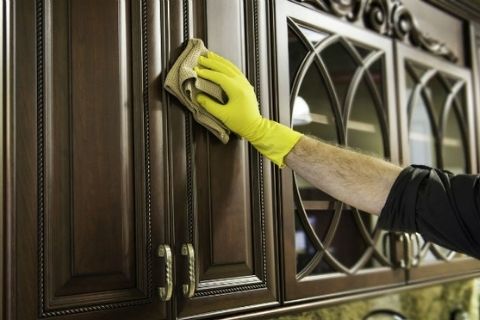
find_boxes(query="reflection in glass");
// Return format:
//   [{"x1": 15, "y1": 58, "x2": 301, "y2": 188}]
[
  {"x1": 347, "y1": 78, "x2": 384, "y2": 158},
  {"x1": 288, "y1": 27, "x2": 309, "y2": 87},
  {"x1": 406, "y1": 66, "x2": 469, "y2": 263},
  {"x1": 321, "y1": 41, "x2": 358, "y2": 108},
  {"x1": 370, "y1": 59, "x2": 385, "y2": 106},
  {"x1": 290, "y1": 31, "x2": 390, "y2": 276},
  {"x1": 295, "y1": 214, "x2": 316, "y2": 272},
  {"x1": 409, "y1": 96, "x2": 437, "y2": 167},
  {"x1": 293, "y1": 64, "x2": 337, "y2": 143},
  {"x1": 442, "y1": 108, "x2": 466, "y2": 174},
  {"x1": 408, "y1": 61, "x2": 428, "y2": 79},
  {"x1": 425, "y1": 76, "x2": 449, "y2": 124},
  {"x1": 298, "y1": 25, "x2": 329, "y2": 45},
  {"x1": 354, "y1": 44, "x2": 372, "y2": 59},
  {"x1": 328, "y1": 210, "x2": 367, "y2": 268}
]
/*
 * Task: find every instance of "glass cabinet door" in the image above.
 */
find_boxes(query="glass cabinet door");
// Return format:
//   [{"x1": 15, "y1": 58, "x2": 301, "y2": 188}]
[
  {"x1": 275, "y1": 0, "x2": 404, "y2": 301},
  {"x1": 396, "y1": 42, "x2": 480, "y2": 282}
]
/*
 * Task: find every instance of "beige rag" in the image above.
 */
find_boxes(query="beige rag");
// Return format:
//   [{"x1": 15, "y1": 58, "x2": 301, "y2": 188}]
[{"x1": 164, "y1": 38, "x2": 230, "y2": 143}]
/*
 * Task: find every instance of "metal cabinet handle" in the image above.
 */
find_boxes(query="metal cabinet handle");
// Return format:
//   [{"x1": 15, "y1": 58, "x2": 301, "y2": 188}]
[
  {"x1": 157, "y1": 244, "x2": 173, "y2": 301},
  {"x1": 401, "y1": 233, "x2": 412, "y2": 269},
  {"x1": 410, "y1": 233, "x2": 421, "y2": 267},
  {"x1": 181, "y1": 243, "x2": 196, "y2": 298}
]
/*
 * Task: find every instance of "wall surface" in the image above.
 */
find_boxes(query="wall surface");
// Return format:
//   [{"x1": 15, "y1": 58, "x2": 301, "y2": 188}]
[{"x1": 270, "y1": 279, "x2": 478, "y2": 320}]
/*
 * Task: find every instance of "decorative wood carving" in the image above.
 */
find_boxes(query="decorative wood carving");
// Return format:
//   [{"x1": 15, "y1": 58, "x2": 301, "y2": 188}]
[{"x1": 294, "y1": 0, "x2": 457, "y2": 62}]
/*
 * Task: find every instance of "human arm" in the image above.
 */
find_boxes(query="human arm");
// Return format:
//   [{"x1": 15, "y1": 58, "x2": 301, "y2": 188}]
[
  {"x1": 285, "y1": 135, "x2": 402, "y2": 215},
  {"x1": 195, "y1": 52, "x2": 480, "y2": 258},
  {"x1": 195, "y1": 51, "x2": 401, "y2": 215}
]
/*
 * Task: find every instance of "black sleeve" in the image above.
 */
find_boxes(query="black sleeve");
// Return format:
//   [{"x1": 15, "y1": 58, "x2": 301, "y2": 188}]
[{"x1": 377, "y1": 164, "x2": 480, "y2": 259}]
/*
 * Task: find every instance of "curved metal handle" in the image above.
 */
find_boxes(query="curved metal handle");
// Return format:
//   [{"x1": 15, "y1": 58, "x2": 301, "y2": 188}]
[
  {"x1": 402, "y1": 233, "x2": 412, "y2": 269},
  {"x1": 410, "y1": 233, "x2": 421, "y2": 267},
  {"x1": 181, "y1": 243, "x2": 196, "y2": 298},
  {"x1": 157, "y1": 244, "x2": 173, "y2": 301}
]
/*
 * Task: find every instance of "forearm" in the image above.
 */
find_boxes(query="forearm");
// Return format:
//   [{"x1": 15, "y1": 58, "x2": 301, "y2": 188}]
[{"x1": 285, "y1": 135, "x2": 403, "y2": 215}]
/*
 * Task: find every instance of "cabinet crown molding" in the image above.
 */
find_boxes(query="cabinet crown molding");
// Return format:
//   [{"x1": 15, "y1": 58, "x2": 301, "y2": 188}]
[{"x1": 293, "y1": 0, "x2": 457, "y2": 62}]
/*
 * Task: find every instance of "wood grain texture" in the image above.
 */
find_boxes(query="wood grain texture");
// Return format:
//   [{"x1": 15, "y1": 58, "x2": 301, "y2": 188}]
[
  {"x1": 172, "y1": 0, "x2": 278, "y2": 318},
  {"x1": 11, "y1": 0, "x2": 167, "y2": 318}
]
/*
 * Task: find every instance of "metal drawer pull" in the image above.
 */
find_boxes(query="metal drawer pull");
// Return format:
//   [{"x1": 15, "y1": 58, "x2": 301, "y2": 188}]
[
  {"x1": 157, "y1": 244, "x2": 173, "y2": 301},
  {"x1": 182, "y1": 243, "x2": 196, "y2": 298}
]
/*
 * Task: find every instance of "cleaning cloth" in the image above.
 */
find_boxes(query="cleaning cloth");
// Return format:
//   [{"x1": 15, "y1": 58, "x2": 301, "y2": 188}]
[{"x1": 164, "y1": 38, "x2": 230, "y2": 143}]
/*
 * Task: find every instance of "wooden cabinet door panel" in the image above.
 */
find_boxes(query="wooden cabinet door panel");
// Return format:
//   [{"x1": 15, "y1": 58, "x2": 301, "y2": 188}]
[
  {"x1": 169, "y1": 0, "x2": 278, "y2": 318},
  {"x1": 10, "y1": 0, "x2": 167, "y2": 318},
  {"x1": 395, "y1": 42, "x2": 480, "y2": 283},
  {"x1": 274, "y1": 0, "x2": 405, "y2": 301}
]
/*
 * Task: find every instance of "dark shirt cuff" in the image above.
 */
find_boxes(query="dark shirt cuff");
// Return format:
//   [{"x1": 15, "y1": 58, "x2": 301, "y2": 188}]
[{"x1": 377, "y1": 165, "x2": 431, "y2": 233}]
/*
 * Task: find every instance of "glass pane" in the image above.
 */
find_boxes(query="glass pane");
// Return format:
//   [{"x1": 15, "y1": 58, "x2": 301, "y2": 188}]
[
  {"x1": 288, "y1": 26, "x2": 309, "y2": 87},
  {"x1": 354, "y1": 44, "x2": 373, "y2": 59},
  {"x1": 298, "y1": 25, "x2": 328, "y2": 46},
  {"x1": 327, "y1": 210, "x2": 367, "y2": 269},
  {"x1": 292, "y1": 64, "x2": 338, "y2": 143},
  {"x1": 442, "y1": 108, "x2": 466, "y2": 175},
  {"x1": 425, "y1": 76, "x2": 449, "y2": 124},
  {"x1": 408, "y1": 61, "x2": 428, "y2": 80},
  {"x1": 321, "y1": 41, "x2": 359, "y2": 109},
  {"x1": 347, "y1": 77, "x2": 385, "y2": 158},
  {"x1": 307, "y1": 209, "x2": 333, "y2": 242},
  {"x1": 406, "y1": 69, "x2": 416, "y2": 100},
  {"x1": 369, "y1": 59, "x2": 385, "y2": 106},
  {"x1": 409, "y1": 95, "x2": 437, "y2": 167},
  {"x1": 295, "y1": 214, "x2": 316, "y2": 272}
]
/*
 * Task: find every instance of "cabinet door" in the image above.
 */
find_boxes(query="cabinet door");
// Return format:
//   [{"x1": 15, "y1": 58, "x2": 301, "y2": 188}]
[
  {"x1": 9, "y1": 0, "x2": 168, "y2": 319},
  {"x1": 396, "y1": 42, "x2": 480, "y2": 282},
  {"x1": 169, "y1": 0, "x2": 278, "y2": 318},
  {"x1": 274, "y1": 1, "x2": 405, "y2": 301}
]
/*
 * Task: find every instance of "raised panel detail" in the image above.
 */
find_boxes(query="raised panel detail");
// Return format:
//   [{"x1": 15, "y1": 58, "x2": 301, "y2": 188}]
[
  {"x1": 41, "y1": 0, "x2": 151, "y2": 313},
  {"x1": 196, "y1": 139, "x2": 253, "y2": 279}
]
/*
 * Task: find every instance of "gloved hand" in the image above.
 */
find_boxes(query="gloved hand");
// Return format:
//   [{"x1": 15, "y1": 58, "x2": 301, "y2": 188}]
[{"x1": 195, "y1": 51, "x2": 302, "y2": 168}]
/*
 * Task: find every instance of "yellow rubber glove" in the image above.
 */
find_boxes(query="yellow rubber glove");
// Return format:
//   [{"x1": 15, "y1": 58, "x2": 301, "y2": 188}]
[{"x1": 195, "y1": 52, "x2": 302, "y2": 168}]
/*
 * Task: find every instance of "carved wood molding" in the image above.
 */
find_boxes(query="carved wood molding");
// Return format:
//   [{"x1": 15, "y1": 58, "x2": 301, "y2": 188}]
[{"x1": 294, "y1": 0, "x2": 457, "y2": 62}]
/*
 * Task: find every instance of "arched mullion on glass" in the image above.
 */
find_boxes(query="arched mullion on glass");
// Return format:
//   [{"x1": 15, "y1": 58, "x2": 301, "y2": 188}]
[
  {"x1": 296, "y1": 202, "x2": 344, "y2": 279},
  {"x1": 361, "y1": 52, "x2": 390, "y2": 155},
  {"x1": 339, "y1": 48, "x2": 392, "y2": 268},
  {"x1": 406, "y1": 67, "x2": 444, "y2": 264},
  {"x1": 317, "y1": 37, "x2": 364, "y2": 116},
  {"x1": 293, "y1": 178, "x2": 353, "y2": 277},
  {"x1": 288, "y1": 20, "x2": 346, "y2": 141},
  {"x1": 452, "y1": 94, "x2": 467, "y2": 125},
  {"x1": 452, "y1": 100, "x2": 470, "y2": 173},
  {"x1": 406, "y1": 68, "x2": 442, "y2": 167},
  {"x1": 292, "y1": 179, "x2": 326, "y2": 253},
  {"x1": 426, "y1": 80, "x2": 469, "y2": 262},
  {"x1": 288, "y1": 19, "x2": 356, "y2": 277},
  {"x1": 440, "y1": 80, "x2": 467, "y2": 156},
  {"x1": 419, "y1": 89, "x2": 444, "y2": 168},
  {"x1": 413, "y1": 85, "x2": 445, "y2": 263},
  {"x1": 342, "y1": 50, "x2": 390, "y2": 155}
]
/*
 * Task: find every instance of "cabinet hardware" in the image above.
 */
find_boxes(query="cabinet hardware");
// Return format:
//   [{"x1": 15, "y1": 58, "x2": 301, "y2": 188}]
[
  {"x1": 401, "y1": 233, "x2": 412, "y2": 269},
  {"x1": 182, "y1": 243, "x2": 196, "y2": 298},
  {"x1": 410, "y1": 233, "x2": 421, "y2": 267},
  {"x1": 157, "y1": 244, "x2": 173, "y2": 301}
]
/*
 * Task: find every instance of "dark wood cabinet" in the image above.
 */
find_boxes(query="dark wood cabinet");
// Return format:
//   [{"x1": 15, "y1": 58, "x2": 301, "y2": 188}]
[
  {"x1": 395, "y1": 42, "x2": 480, "y2": 283},
  {"x1": 2, "y1": 0, "x2": 277, "y2": 319},
  {"x1": 3, "y1": 0, "x2": 480, "y2": 319},
  {"x1": 272, "y1": 0, "x2": 480, "y2": 304},
  {"x1": 5, "y1": 0, "x2": 167, "y2": 319},
  {"x1": 274, "y1": 0, "x2": 405, "y2": 301},
  {"x1": 168, "y1": 1, "x2": 278, "y2": 318}
]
